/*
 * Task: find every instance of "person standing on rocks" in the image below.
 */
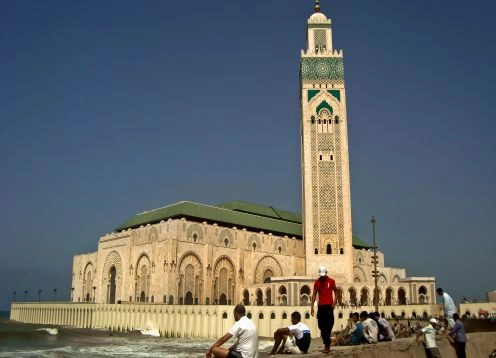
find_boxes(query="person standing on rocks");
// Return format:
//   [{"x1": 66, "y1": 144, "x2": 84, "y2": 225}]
[
  {"x1": 437, "y1": 288, "x2": 457, "y2": 328},
  {"x1": 310, "y1": 266, "x2": 337, "y2": 354}
]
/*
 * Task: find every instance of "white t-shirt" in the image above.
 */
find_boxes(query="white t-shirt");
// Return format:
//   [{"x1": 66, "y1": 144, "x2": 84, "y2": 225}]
[
  {"x1": 378, "y1": 317, "x2": 395, "y2": 340},
  {"x1": 362, "y1": 318, "x2": 378, "y2": 343},
  {"x1": 421, "y1": 324, "x2": 437, "y2": 348},
  {"x1": 287, "y1": 321, "x2": 310, "y2": 339},
  {"x1": 440, "y1": 293, "x2": 457, "y2": 316},
  {"x1": 227, "y1": 316, "x2": 259, "y2": 358}
]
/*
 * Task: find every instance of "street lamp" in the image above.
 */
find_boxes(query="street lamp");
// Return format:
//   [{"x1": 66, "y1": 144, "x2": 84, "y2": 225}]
[
  {"x1": 71, "y1": 287, "x2": 75, "y2": 302},
  {"x1": 53, "y1": 288, "x2": 57, "y2": 302},
  {"x1": 92, "y1": 286, "x2": 97, "y2": 302},
  {"x1": 12, "y1": 291, "x2": 16, "y2": 302},
  {"x1": 38, "y1": 289, "x2": 42, "y2": 302},
  {"x1": 24, "y1": 290, "x2": 28, "y2": 302},
  {"x1": 370, "y1": 216, "x2": 379, "y2": 312}
]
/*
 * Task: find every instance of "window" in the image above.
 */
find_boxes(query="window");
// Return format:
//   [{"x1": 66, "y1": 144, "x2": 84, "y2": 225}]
[
  {"x1": 224, "y1": 238, "x2": 229, "y2": 247},
  {"x1": 326, "y1": 244, "x2": 332, "y2": 254}
]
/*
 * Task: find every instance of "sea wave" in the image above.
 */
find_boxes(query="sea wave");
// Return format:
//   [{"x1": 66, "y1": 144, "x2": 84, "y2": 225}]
[{"x1": 36, "y1": 327, "x2": 58, "y2": 335}]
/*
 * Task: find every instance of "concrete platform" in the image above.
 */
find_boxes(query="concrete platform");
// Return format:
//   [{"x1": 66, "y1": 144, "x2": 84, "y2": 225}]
[{"x1": 259, "y1": 332, "x2": 496, "y2": 357}]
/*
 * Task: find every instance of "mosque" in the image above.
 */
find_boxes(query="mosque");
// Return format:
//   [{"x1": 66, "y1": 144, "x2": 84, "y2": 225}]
[{"x1": 71, "y1": 1, "x2": 436, "y2": 313}]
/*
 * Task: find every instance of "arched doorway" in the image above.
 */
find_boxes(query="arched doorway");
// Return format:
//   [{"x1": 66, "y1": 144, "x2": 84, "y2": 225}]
[
  {"x1": 219, "y1": 293, "x2": 227, "y2": 305},
  {"x1": 140, "y1": 291, "x2": 145, "y2": 302},
  {"x1": 360, "y1": 288, "x2": 369, "y2": 306},
  {"x1": 256, "y1": 289, "x2": 263, "y2": 306},
  {"x1": 242, "y1": 289, "x2": 249, "y2": 305},
  {"x1": 108, "y1": 266, "x2": 116, "y2": 304},
  {"x1": 348, "y1": 287, "x2": 357, "y2": 306},
  {"x1": 398, "y1": 288, "x2": 406, "y2": 305},
  {"x1": 185, "y1": 291, "x2": 193, "y2": 305},
  {"x1": 385, "y1": 287, "x2": 393, "y2": 305}
]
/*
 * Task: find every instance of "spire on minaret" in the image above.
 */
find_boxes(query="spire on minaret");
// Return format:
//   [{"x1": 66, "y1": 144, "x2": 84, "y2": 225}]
[{"x1": 314, "y1": 0, "x2": 321, "y2": 13}]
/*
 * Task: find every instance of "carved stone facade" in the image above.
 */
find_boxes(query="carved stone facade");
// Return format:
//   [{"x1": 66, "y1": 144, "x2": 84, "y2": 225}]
[
  {"x1": 72, "y1": 216, "x2": 306, "y2": 306},
  {"x1": 72, "y1": 4, "x2": 437, "y2": 310}
]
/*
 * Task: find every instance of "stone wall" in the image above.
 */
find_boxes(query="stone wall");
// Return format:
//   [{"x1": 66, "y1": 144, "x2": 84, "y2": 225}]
[{"x1": 10, "y1": 302, "x2": 438, "y2": 338}]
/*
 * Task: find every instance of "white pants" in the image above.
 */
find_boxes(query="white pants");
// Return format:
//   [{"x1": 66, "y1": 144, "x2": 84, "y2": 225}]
[{"x1": 283, "y1": 338, "x2": 303, "y2": 354}]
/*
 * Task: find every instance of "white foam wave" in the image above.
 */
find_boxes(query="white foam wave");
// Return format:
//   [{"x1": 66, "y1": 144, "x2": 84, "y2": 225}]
[{"x1": 36, "y1": 327, "x2": 58, "y2": 335}]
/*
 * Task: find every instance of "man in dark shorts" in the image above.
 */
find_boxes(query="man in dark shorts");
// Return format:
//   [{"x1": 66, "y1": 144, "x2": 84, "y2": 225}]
[
  {"x1": 269, "y1": 311, "x2": 311, "y2": 354},
  {"x1": 310, "y1": 266, "x2": 337, "y2": 354},
  {"x1": 206, "y1": 304, "x2": 258, "y2": 358}
]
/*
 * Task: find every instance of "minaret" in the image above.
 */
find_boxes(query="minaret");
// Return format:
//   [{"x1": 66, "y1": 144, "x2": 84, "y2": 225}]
[{"x1": 300, "y1": 0, "x2": 353, "y2": 283}]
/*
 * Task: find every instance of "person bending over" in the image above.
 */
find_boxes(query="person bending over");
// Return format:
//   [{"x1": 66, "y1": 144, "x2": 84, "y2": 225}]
[{"x1": 269, "y1": 311, "x2": 311, "y2": 355}]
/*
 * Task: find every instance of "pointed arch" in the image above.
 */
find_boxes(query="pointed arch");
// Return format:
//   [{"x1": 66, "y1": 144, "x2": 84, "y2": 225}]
[
  {"x1": 213, "y1": 256, "x2": 235, "y2": 305},
  {"x1": 83, "y1": 262, "x2": 94, "y2": 302},
  {"x1": 178, "y1": 252, "x2": 203, "y2": 305},
  {"x1": 102, "y1": 251, "x2": 123, "y2": 304},
  {"x1": 254, "y1": 255, "x2": 282, "y2": 284},
  {"x1": 135, "y1": 253, "x2": 151, "y2": 302}
]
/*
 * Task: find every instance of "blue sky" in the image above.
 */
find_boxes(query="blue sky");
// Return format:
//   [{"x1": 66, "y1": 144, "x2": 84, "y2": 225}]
[{"x1": 0, "y1": 0, "x2": 494, "y2": 310}]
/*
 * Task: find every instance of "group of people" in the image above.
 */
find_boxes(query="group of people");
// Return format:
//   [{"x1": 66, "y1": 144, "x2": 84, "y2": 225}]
[
  {"x1": 205, "y1": 270, "x2": 468, "y2": 358},
  {"x1": 206, "y1": 265, "x2": 336, "y2": 357},
  {"x1": 414, "y1": 288, "x2": 467, "y2": 358}
]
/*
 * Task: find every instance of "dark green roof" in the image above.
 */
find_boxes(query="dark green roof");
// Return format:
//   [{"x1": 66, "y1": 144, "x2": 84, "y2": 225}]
[
  {"x1": 352, "y1": 235, "x2": 372, "y2": 249},
  {"x1": 217, "y1": 200, "x2": 302, "y2": 224},
  {"x1": 116, "y1": 200, "x2": 372, "y2": 249},
  {"x1": 117, "y1": 201, "x2": 302, "y2": 238}
]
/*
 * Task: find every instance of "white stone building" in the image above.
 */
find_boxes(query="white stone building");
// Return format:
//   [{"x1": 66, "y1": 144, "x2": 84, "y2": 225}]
[{"x1": 72, "y1": 1, "x2": 436, "y2": 315}]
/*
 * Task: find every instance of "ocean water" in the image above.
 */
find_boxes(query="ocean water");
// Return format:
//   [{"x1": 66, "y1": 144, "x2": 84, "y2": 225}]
[{"x1": 0, "y1": 311, "x2": 273, "y2": 357}]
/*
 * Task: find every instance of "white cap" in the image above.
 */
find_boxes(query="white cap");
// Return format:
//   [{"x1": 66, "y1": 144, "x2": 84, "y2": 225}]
[
  {"x1": 318, "y1": 266, "x2": 327, "y2": 276},
  {"x1": 430, "y1": 318, "x2": 438, "y2": 324}
]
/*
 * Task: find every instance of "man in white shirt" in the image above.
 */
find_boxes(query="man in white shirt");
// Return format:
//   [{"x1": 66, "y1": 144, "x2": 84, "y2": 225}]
[
  {"x1": 416, "y1": 318, "x2": 441, "y2": 358},
  {"x1": 269, "y1": 311, "x2": 311, "y2": 354},
  {"x1": 359, "y1": 311, "x2": 378, "y2": 344},
  {"x1": 437, "y1": 288, "x2": 457, "y2": 328},
  {"x1": 206, "y1": 304, "x2": 258, "y2": 358}
]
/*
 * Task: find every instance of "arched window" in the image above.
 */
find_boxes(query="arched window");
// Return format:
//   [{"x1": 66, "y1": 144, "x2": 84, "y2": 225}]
[{"x1": 326, "y1": 244, "x2": 332, "y2": 254}]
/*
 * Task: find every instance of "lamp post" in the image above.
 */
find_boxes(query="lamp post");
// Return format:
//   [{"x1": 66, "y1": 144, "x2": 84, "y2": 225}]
[
  {"x1": 71, "y1": 287, "x2": 75, "y2": 302},
  {"x1": 92, "y1": 286, "x2": 96, "y2": 302},
  {"x1": 370, "y1": 216, "x2": 379, "y2": 312},
  {"x1": 24, "y1": 290, "x2": 28, "y2": 302},
  {"x1": 12, "y1": 291, "x2": 16, "y2": 302},
  {"x1": 53, "y1": 288, "x2": 57, "y2": 302},
  {"x1": 38, "y1": 289, "x2": 42, "y2": 302}
]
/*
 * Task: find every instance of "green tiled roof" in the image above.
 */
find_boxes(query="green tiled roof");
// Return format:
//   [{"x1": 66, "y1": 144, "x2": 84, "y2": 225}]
[
  {"x1": 352, "y1": 235, "x2": 372, "y2": 249},
  {"x1": 116, "y1": 201, "x2": 302, "y2": 238},
  {"x1": 217, "y1": 200, "x2": 302, "y2": 224},
  {"x1": 116, "y1": 200, "x2": 372, "y2": 249}
]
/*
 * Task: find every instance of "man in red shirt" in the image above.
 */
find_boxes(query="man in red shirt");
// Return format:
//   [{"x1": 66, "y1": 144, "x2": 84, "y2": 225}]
[{"x1": 310, "y1": 266, "x2": 337, "y2": 354}]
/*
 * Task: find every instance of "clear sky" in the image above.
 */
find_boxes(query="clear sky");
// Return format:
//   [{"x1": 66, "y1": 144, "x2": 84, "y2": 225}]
[{"x1": 1, "y1": 0, "x2": 495, "y2": 310}]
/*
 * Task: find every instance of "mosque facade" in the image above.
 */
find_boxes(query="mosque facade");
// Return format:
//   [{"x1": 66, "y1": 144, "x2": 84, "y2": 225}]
[{"x1": 71, "y1": 2, "x2": 436, "y2": 313}]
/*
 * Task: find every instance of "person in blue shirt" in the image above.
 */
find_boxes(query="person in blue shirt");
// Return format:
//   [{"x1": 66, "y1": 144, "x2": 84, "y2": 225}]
[{"x1": 449, "y1": 313, "x2": 467, "y2": 358}]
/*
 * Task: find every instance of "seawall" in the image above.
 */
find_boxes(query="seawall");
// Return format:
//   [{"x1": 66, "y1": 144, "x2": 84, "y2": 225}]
[{"x1": 10, "y1": 302, "x2": 437, "y2": 338}]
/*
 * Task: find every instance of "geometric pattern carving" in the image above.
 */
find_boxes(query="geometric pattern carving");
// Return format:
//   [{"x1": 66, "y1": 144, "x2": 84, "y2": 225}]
[
  {"x1": 301, "y1": 57, "x2": 344, "y2": 83},
  {"x1": 247, "y1": 234, "x2": 261, "y2": 251},
  {"x1": 102, "y1": 251, "x2": 123, "y2": 299},
  {"x1": 314, "y1": 29, "x2": 326, "y2": 48},
  {"x1": 148, "y1": 226, "x2": 158, "y2": 243},
  {"x1": 179, "y1": 252, "x2": 203, "y2": 302},
  {"x1": 187, "y1": 223, "x2": 203, "y2": 243},
  {"x1": 273, "y1": 238, "x2": 286, "y2": 254},
  {"x1": 213, "y1": 256, "x2": 235, "y2": 304},
  {"x1": 218, "y1": 229, "x2": 234, "y2": 247},
  {"x1": 254, "y1": 255, "x2": 282, "y2": 284}
]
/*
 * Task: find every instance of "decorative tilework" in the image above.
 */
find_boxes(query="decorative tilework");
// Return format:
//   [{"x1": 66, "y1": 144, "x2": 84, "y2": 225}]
[
  {"x1": 301, "y1": 57, "x2": 344, "y2": 82},
  {"x1": 328, "y1": 90, "x2": 341, "y2": 101},
  {"x1": 308, "y1": 90, "x2": 320, "y2": 102},
  {"x1": 314, "y1": 29, "x2": 326, "y2": 48},
  {"x1": 316, "y1": 100, "x2": 333, "y2": 115}
]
